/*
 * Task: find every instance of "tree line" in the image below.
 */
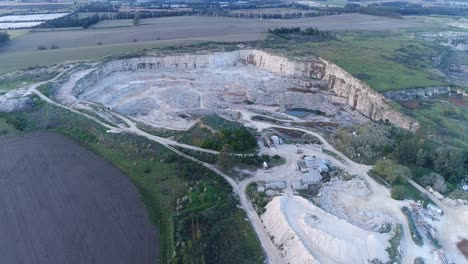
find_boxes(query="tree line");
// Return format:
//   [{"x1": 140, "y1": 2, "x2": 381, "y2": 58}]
[
  {"x1": 269, "y1": 27, "x2": 336, "y2": 41},
  {"x1": 40, "y1": 13, "x2": 100, "y2": 29}
]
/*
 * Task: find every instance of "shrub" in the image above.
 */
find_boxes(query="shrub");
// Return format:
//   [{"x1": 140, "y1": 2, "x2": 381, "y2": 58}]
[
  {"x1": 0, "y1": 31, "x2": 9, "y2": 43},
  {"x1": 417, "y1": 172, "x2": 447, "y2": 193},
  {"x1": 391, "y1": 185, "x2": 409, "y2": 200},
  {"x1": 373, "y1": 159, "x2": 412, "y2": 185},
  {"x1": 332, "y1": 122, "x2": 402, "y2": 164}
]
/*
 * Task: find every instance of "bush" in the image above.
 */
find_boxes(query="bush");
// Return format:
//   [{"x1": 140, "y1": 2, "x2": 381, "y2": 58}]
[
  {"x1": 391, "y1": 185, "x2": 409, "y2": 200},
  {"x1": 417, "y1": 172, "x2": 447, "y2": 193},
  {"x1": 332, "y1": 122, "x2": 402, "y2": 164},
  {"x1": 0, "y1": 32, "x2": 9, "y2": 43},
  {"x1": 373, "y1": 159, "x2": 412, "y2": 185}
]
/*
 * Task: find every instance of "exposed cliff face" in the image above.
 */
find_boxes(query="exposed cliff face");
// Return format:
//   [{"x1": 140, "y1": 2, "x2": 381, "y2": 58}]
[
  {"x1": 74, "y1": 49, "x2": 418, "y2": 131},
  {"x1": 321, "y1": 59, "x2": 419, "y2": 131},
  {"x1": 238, "y1": 50, "x2": 419, "y2": 131}
]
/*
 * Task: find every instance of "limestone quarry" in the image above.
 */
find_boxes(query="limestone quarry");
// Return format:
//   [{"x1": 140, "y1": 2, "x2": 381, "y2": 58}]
[{"x1": 63, "y1": 49, "x2": 418, "y2": 131}]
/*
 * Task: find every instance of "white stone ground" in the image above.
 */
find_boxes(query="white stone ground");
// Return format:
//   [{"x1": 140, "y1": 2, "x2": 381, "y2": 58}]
[
  {"x1": 71, "y1": 63, "x2": 366, "y2": 130},
  {"x1": 262, "y1": 195, "x2": 391, "y2": 264}
]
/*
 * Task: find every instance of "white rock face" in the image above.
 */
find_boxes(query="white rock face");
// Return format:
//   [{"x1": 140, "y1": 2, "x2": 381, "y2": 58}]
[
  {"x1": 71, "y1": 49, "x2": 418, "y2": 130},
  {"x1": 0, "y1": 90, "x2": 33, "y2": 113}
]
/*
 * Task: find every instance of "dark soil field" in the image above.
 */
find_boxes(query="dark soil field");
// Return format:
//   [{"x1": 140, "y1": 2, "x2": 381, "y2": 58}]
[{"x1": 0, "y1": 131, "x2": 158, "y2": 264}]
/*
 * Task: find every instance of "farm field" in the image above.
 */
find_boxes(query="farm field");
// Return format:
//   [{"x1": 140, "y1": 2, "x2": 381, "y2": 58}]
[
  {"x1": 0, "y1": 13, "x2": 69, "y2": 22},
  {"x1": 2, "y1": 14, "x2": 423, "y2": 53},
  {"x1": 0, "y1": 14, "x2": 427, "y2": 74},
  {"x1": 0, "y1": 131, "x2": 158, "y2": 264},
  {"x1": 0, "y1": 33, "x2": 264, "y2": 74}
]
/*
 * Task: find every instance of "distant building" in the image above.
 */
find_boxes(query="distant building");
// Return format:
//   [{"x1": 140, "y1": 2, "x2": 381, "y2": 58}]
[
  {"x1": 427, "y1": 204, "x2": 443, "y2": 215},
  {"x1": 266, "y1": 190, "x2": 279, "y2": 196},
  {"x1": 257, "y1": 186, "x2": 265, "y2": 193},
  {"x1": 292, "y1": 180, "x2": 308, "y2": 190},
  {"x1": 271, "y1": 135, "x2": 282, "y2": 145},
  {"x1": 265, "y1": 181, "x2": 286, "y2": 189},
  {"x1": 263, "y1": 162, "x2": 268, "y2": 169},
  {"x1": 297, "y1": 160, "x2": 309, "y2": 173},
  {"x1": 304, "y1": 156, "x2": 329, "y2": 173},
  {"x1": 297, "y1": 157, "x2": 328, "y2": 173},
  {"x1": 303, "y1": 170, "x2": 322, "y2": 185}
]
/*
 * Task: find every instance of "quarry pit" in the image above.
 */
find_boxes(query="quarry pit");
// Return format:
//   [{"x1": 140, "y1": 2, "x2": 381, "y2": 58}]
[{"x1": 58, "y1": 49, "x2": 419, "y2": 131}]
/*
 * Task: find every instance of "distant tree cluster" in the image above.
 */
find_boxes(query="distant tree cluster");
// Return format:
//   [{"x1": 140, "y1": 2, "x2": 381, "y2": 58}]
[
  {"x1": 339, "y1": 2, "x2": 468, "y2": 17},
  {"x1": 90, "y1": 10, "x2": 192, "y2": 21},
  {"x1": 334, "y1": 121, "x2": 467, "y2": 187},
  {"x1": 41, "y1": 14, "x2": 100, "y2": 29},
  {"x1": 269, "y1": 27, "x2": 336, "y2": 40},
  {"x1": 0, "y1": 32, "x2": 9, "y2": 43},
  {"x1": 77, "y1": 3, "x2": 119, "y2": 13},
  {"x1": 200, "y1": 127, "x2": 257, "y2": 152}
]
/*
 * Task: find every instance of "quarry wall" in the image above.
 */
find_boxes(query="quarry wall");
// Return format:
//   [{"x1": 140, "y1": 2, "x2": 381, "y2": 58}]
[
  {"x1": 238, "y1": 50, "x2": 419, "y2": 131},
  {"x1": 74, "y1": 49, "x2": 419, "y2": 131}
]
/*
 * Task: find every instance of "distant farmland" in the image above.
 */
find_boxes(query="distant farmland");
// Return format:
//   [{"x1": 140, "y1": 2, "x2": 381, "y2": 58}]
[
  {"x1": 0, "y1": 14, "x2": 424, "y2": 74},
  {"x1": 0, "y1": 132, "x2": 158, "y2": 264},
  {"x1": 3, "y1": 14, "x2": 422, "y2": 52}
]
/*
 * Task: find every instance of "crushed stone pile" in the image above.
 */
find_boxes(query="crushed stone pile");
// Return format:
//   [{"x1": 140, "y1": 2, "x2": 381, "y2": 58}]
[{"x1": 315, "y1": 177, "x2": 396, "y2": 232}]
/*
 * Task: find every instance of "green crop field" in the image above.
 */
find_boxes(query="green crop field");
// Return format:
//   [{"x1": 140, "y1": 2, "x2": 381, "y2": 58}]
[{"x1": 260, "y1": 30, "x2": 448, "y2": 91}]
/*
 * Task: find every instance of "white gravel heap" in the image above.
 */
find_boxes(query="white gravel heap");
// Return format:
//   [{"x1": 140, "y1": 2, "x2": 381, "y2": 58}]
[
  {"x1": 0, "y1": 89, "x2": 33, "y2": 113},
  {"x1": 315, "y1": 177, "x2": 396, "y2": 232}
]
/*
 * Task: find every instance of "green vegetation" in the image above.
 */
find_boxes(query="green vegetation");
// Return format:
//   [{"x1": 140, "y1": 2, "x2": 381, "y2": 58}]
[
  {"x1": 391, "y1": 185, "x2": 410, "y2": 200},
  {"x1": 268, "y1": 27, "x2": 335, "y2": 41},
  {"x1": 372, "y1": 159, "x2": 434, "y2": 202},
  {"x1": 0, "y1": 70, "x2": 58, "y2": 91},
  {"x1": 136, "y1": 122, "x2": 181, "y2": 138},
  {"x1": 386, "y1": 224, "x2": 403, "y2": 263},
  {"x1": 334, "y1": 113, "x2": 467, "y2": 187},
  {"x1": 37, "y1": 82, "x2": 54, "y2": 97},
  {"x1": 0, "y1": 31, "x2": 9, "y2": 44},
  {"x1": 246, "y1": 182, "x2": 269, "y2": 215},
  {"x1": 174, "y1": 147, "x2": 218, "y2": 164},
  {"x1": 0, "y1": 39, "x2": 206, "y2": 75},
  {"x1": 133, "y1": 12, "x2": 141, "y2": 26},
  {"x1": 177, "y1": 115, "x2": 257, "y2": 152},
  {"x1": 331, "y1": 122, "x2": 403, "y2": 164},
  {"x1": 401, "y1": 206, "x2": 424, "y2": 246},
  {"x1": 0, "y1": 117, "x2": 18, "y2": 136},
  {"x1": 373, "y1": 159, "x2": 412, "y2": 185},
  {"x1": 400, "y1": 100, "x2": 468, "y2": 151},
  {"x1": 0, "y1": 97, "x2": 264, "y2": 264},
  {"x1": 42, "y1": 14, "x2": 100, "y2": 29},
  {"x1": 259, "y1": 31, "x2": 448, "y2": 91}
]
